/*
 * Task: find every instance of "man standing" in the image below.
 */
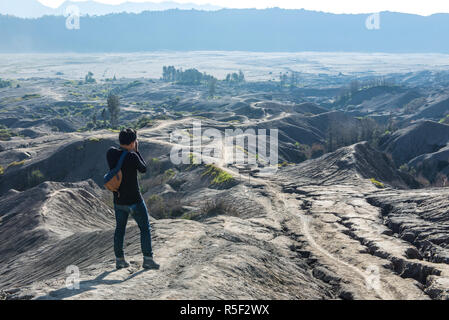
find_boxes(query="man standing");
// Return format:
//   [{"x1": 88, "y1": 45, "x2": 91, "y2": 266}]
[{"x1": 106, "y1": 128, "x2": 159, "y2": 270}]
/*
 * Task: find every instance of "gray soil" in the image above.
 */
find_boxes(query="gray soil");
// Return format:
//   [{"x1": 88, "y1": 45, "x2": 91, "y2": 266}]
[{"x1": 1, "y1": 53, "x2": 449, "y2": 300}]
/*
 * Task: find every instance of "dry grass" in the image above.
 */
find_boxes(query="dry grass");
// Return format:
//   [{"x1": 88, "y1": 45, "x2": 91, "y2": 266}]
[
  {"x1": 147, "y1": 194, "x2": 184, "y2": 219},
  {"x1": 198, "y1": 198, "x2": 238, "y2": 220}
]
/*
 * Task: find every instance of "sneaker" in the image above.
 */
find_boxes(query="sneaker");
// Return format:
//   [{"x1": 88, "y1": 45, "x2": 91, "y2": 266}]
[
  {"x1": 116, "y1": 257, "x2": 130, "y2": 269},
  {"x1": 143, "y1": 256, "x2": 160, "y2": 270}
]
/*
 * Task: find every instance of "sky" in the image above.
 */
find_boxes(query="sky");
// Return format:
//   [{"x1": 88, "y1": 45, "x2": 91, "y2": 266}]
[{"x1": 37, "y1": 0, "x2": 449, "y2": 16}]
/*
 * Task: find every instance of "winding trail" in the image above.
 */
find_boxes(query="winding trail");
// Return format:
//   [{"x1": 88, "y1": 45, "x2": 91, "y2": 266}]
[{"x1": 276, "y1": 191, "x2": 393, "y2": 299}]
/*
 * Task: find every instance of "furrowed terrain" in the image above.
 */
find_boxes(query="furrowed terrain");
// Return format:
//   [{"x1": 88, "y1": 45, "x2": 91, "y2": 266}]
[{"x1": 0, "y1": 60, "x2": 448, "y2": 300}]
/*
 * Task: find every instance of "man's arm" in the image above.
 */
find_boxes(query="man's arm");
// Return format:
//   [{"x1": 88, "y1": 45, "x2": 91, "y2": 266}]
[{"x1": 134, "y1": 150, "x2": 147, "y2": 173}]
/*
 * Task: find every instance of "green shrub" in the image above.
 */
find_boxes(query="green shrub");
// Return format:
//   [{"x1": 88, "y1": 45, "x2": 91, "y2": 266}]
[
  {"x1": 181, "y1": 211, "x2": 202, "y2": 220},
  {"x1": 29, "y1": 169, "x2": 44, "y2": 185},
  {"x1": 125, "y1": 80, "x2": 143, "y2": 89},
  {"x1": 202, "y1": 164, "x2": 235, "y2": 184},
  {"x1": 146, "y1": 194, "x2": 183, "y2": 219},
  {"x1": 185, "y1": 198, "x2": 238, "y2": 221},
  {"x1": 22, "y1": 94, "x2": 41, "y2": 100},
  {"x1": 370, "y1": 178, "x2": 385, "y2": 188},
  {"x1": 0, "y1": 129, "x2": 12, "y2": 141},
  {"x1": 148, "y1": 158, "x2": 161, "y2": 176},
  {"x1": 399, "y1": 164, "x2": 416, "y2": 176},
  {"x1": 187, "y1": 153, "x2": 199, "y2": 166},
  {"x1": 278, "y1": 161, "x2": 291, "y2": 168},
  {"x1": 0, "y1": 125, "x2": 17, "y2": 141},
  {"x1": 182, "y1": 199, "x2": 238, "y2": 221},
  {"x1": 8, "y1": 160, "x2": 26, "y2": 168},
  {"x1": 0, "y1": 78, "x2": 12, "y2": 88},
  {"x1": 135, "y1": 115, "x2": 153, "y2": 129},
  {"x1": 439, "y1": 115, "x2": 449, "y2": 125},
  {"x1": 164, "y1": 168, "x2": 175, "y2": 179}
]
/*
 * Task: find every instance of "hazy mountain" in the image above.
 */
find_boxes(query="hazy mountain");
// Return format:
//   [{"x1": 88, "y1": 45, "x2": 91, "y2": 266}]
[
  {"x1": 1, "y1": 8, "x2": 449, "y2": 53},
  {"x1": 0, "y1": 0, "x2": 221, "y2": 18},
  {"x1": 0, "y1": 0, "x2": 54, "y2": 18}
]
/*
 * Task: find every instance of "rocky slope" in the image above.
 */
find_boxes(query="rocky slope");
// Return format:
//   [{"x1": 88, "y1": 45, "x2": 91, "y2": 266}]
[
  {"x1": 1, "y1": 130, "x2": 448, "y2": 300},
  {"x1": 0, "y1": 178, "x2": 333, "y2": 300},
  {"x1": 380, "y1": 121, "x2": 449, "y2": 166},
  {"x1": 379, "y1": 121, "x2": 449, "y2": 185},
  {"x1": 278, "y1": 142, "x2": 419, "y2": 188}
]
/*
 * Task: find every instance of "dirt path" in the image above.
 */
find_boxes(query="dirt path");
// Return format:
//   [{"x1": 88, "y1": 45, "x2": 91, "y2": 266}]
[
  {"x1": 213, "y1": 160, "x2": 438, "y2": 300},
  {"x1": 276, "y1": 183, "x2": 449, "y2": 300}
]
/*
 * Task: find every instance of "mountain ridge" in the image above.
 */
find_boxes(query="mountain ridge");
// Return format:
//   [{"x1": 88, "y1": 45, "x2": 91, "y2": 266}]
[
  {"x1": 0, "y1": 0, "x2": 222, "y2": 18},
  {"x1": 1, "y1": 8, "x2": 449, "y2": 53}
]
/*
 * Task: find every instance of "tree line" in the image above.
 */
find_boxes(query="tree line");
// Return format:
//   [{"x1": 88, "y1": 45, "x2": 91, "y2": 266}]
[
  {"x1": 162, "y1": 66, "x2": 216, "y2": 85},
  {"x1": 162, "y1": 66, "x2": 245, "y2": 85},
  {"x1": 336, "y1": 77, "x2": 398, "y2": 105},
  {"x1": 279, "y1": 71, "x2": 300, "y2": 87}
]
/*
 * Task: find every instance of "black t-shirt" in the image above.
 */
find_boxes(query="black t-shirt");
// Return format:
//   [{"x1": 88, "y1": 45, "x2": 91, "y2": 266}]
[{"x1": 106, "y1": 147, "x2": 147, "y2": 205}]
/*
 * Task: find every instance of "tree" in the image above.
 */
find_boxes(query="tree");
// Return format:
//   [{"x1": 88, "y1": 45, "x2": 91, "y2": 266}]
[
  {"x1": 162, "y1": 66, "x2": 167, "y2": 81},
  {"x1": 238, "y1": 70, "x2": 245, "y2": 82},
  {"x1": 0, "y1": 78, "x2": 12, "y2": 88},
  {"x1": 289, "y1": 71, "x2": 300, "y2": 87},
  {"x1": 279, "y1": 72, "x2": 288, "y2": 87},
  {"x1": 326, "y1": 119, "x2": 336, "y2": 152},
  {"x1": 358, "y1": 117, "x2": 378, "y2": 142},
  {"x1": 208, "y1": 77, "x2": 217, "y2": 97},
  {"x1": 85, "y1": 71, "x2": 96, "y2": 84},
  {"x1": 224, "y1": 71, "x2": 245, "y2": 84},
  {"x1": 387, "y1": 112, "x2": 397, "y2": 133},
  {"x1": 180, "y1": 68, "x2": 202, "y2": 85},
  {"x1": 107, "y1": 93, "x2": 120, "y2": 128},
  {"x1": 350, "y1": 80, "x2": 360, "y2": 95},
  {"x1": 162, "y1": 66, "x2": 215, "y2": 85}
]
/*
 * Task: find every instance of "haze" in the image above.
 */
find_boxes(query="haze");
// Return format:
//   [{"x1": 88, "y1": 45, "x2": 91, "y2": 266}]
[{"x1": 38, "y1": 0, "x2": 449, "y2": 15}]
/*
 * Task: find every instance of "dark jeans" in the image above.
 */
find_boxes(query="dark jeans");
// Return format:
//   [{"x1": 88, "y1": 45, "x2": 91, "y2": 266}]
[{"x1": 113, "y1": 200, "x2": 153, "y2": 258}]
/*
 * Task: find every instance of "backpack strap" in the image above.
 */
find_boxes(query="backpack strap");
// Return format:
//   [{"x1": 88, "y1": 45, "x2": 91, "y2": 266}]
[
  {"x1": 104, "y1": 148, "x2": 130, "y2": 186},
  {"x1": 114, "y1": 149, "x2": 129, "y2": 173},
  {"x1": 115, "y1": 150, "x2": 129, "y2": 198}
]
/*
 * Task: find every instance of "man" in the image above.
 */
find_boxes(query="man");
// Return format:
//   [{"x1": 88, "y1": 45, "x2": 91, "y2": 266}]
[{"x1": 106, "y1": 128, "x2": 160, "y2": 270}]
